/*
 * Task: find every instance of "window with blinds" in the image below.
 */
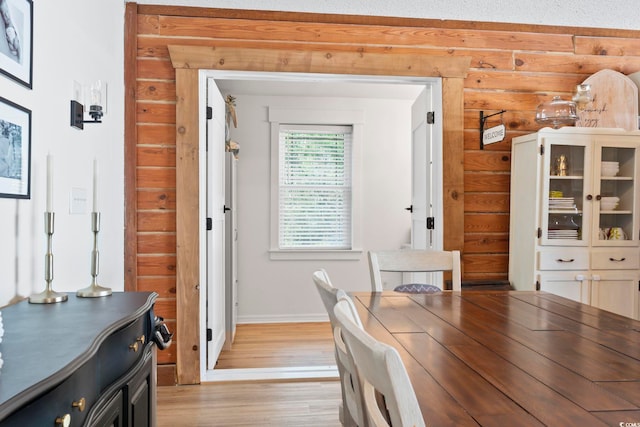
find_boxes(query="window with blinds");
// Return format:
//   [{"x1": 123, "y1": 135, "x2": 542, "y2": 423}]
[{"x1": 278, "y1": 124, "x2": 353, "y2": 249}]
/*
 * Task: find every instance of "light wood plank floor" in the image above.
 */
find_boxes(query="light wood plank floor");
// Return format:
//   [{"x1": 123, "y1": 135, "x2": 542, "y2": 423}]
[
  {"x1": 215, "y1": 322, "x2": 336, "y2": 369},
  {"x1": 157, "y1": 380, "x2": 342, "y2": 426},
  {"x1": 158, "y1": 322, "x2": 341, "y2": 425}
]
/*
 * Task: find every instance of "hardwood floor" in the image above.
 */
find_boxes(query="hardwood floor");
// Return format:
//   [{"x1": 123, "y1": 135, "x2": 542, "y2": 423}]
[
  {"x1": 158, "y1": 323, "x2": 341, "y2": 426},
  {"x1": 215, "y1": 322, "x2": 336, "y2": 369},
  {"x1": 157, "y1": 380, "x2": 343, "y2": 426}
]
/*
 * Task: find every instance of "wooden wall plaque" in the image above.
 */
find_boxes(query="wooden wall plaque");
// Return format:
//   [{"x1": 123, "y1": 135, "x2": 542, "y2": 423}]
[{"x1": 576, "y1": 69, "x2": 639, "y2": 131}]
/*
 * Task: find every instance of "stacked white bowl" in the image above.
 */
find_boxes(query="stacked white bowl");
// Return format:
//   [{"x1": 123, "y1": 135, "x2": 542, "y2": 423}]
[
  {"x1": 600, "y1": 196, "x2": 620, "y2": 210},
  {"x1": 601, "y1": 161, "x2": 620, "y2": 177}
]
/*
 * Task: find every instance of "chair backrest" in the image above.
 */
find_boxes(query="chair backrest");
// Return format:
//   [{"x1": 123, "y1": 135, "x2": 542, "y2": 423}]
[
  {"x1": 334, "y1": 299, "x2": 426, "y2": 427},
  {"x1": 312, "y1": 269, "x2": 340, "y2": 325},
  {"x1": 368, "y1": 249, "x2": 462, "y2": 292},
  {"x1": 312, "y1": 270, "x2": 367, "y2": 427}
]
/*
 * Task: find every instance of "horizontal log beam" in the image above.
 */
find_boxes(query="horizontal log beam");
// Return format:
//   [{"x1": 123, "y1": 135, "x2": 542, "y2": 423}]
[{"x1": 168, "y1": 45, "x2": 471, "y2": 78}]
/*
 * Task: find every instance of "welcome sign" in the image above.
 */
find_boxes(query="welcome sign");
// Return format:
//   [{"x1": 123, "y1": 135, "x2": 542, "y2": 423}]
[{"x1": 482, "y1": 123, "x2": 505, "y2": 146}]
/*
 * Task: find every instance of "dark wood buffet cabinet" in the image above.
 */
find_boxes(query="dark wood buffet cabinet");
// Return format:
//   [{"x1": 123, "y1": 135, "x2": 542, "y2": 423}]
[{"x1": 0, "y1": 292, "x2": 158, "y2": 426}]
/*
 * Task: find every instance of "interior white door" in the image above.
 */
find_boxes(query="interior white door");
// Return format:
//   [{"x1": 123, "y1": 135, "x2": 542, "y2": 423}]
[
  {"x1": 409, "y1": 83, "x2": 443, "y2": 286},
  {"x1": 206, "y1": 78, "x2": 227, "y2": 369},
  {"x1": 410, "y1": 84, "x2": 436, "y2": 250},
  {"x1": 224, "y1": 152, "x2": 238, "y2": 350}
]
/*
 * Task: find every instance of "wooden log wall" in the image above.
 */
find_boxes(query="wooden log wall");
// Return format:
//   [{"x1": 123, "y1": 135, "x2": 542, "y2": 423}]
[{"x1": 126, "y1": 3, "x2": 640, "y2": 384}]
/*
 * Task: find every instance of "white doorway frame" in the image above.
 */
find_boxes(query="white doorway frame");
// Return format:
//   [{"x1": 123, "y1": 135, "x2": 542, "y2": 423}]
[{"x1": 197, "y1": 69, "x2": 443, "y2": 382}]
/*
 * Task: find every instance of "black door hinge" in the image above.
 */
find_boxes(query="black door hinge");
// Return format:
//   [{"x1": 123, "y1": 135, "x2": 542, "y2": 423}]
[
  {"x1": 206, "y1": 328, "x2": 212, "y2": 342},
  {"x1": 536, "y1": 280, "x2": 541, "y2": 291},
  {"x1": 206, "y1": 106, "x2": 213, "y2": 120},
  {"x1": 427, "y1": 111, "x2": 435, "y2": 124},
  {"x1": 206, "y1": 217, "x2": 212, "y2": 231},
  {"x1": 537, "y1": 227, "x2": 542, "y2": 238},
  {"x1": 426, "y1": 217, "x2": 435, "y2": 230},
  {"x1": 539, "y1": 144, "x2": 544, "y2": 155}
]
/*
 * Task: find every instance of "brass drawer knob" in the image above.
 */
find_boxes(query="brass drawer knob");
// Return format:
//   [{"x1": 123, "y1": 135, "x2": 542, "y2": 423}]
[
  {"x1": 137, "y1": 335, "x2": 145, "y2": 345},
  {"x1": 129, "y1": 341, "x2": 139, "y2": 352},
  {"x1": 55, "y1": 414, "x2": 71, "y2": 427},
  {"x1": 72, "y1": 397, "x2": 86, "y2": 412}
]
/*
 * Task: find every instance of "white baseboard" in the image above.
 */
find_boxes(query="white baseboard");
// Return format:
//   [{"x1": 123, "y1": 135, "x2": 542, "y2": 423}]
[
  {"x1": 237, "y1": 313, "x2": 329, "y2": 324},
  {"x1": 203, "y1": 365, "x2": 339, "y2": 382}
]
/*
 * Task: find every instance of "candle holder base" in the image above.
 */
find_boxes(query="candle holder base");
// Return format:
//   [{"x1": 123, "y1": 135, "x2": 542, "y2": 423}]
[
  {"x1": 77, "y1": 283, "x2": 112, "y2": 298},
  {"x1": 29, "y1": 288, "x2": 68, "y2": 304}
]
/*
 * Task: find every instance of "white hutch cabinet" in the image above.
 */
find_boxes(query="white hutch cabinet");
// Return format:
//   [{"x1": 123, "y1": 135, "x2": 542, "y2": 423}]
[{"x1": 509, "y1": 127, "x2": 640, "y2": 319}]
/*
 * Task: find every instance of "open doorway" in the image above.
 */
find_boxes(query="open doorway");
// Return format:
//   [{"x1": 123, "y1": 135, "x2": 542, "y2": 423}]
[{"x1": 200, "y1": 71, "x2": 442, "y2": 381}]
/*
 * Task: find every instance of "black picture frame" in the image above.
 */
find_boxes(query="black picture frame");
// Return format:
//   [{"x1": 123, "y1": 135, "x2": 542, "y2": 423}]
[
  {"x1": 0, "y1": 0, "x2": 33, "y2": 89},
  {"x1": 0, "y1": 96, "x2": 31, "y2": 198}
]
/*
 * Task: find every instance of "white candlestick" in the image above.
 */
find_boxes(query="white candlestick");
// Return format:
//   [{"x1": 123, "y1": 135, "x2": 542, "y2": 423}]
[
  {"x1": 46, "y1": 154, "x2": 53, "y2": 212},
  {"x1": 92, "y1": 158, "x2": 98, "y2": 212}
]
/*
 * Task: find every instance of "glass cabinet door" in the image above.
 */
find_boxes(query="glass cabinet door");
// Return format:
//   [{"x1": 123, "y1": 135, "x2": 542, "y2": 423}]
[
  {"x1": 592, "y1": 138, "x2": 638, "y2": 246},
  {"x1": 541, "y1": 138, "x2": 590, "y2": 246}
]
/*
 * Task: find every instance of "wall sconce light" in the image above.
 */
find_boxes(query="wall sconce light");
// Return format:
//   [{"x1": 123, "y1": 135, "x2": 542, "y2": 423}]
[
  {"x1": 70, "y1": 80, "x2": 107, "y2": 130},
  {"x1": 572, "y1": 84, "x2": 592, "y2": 110}
]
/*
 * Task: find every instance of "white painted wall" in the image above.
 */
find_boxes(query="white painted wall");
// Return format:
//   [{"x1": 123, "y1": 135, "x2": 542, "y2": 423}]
[
  {"x1": 227, "y1": 93, "x2": 413, "y2": 322},
  {"x1": 0, "y1": 1, "x2": 124, "y2": 306},
  {"x1": 132, "y1": 0, "x2": 640, "y2": 31}
]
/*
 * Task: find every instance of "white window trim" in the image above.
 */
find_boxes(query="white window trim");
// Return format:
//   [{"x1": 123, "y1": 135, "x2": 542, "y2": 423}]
[{"x1": 269, "y1": 107, "x2": 364, "y2": 260}]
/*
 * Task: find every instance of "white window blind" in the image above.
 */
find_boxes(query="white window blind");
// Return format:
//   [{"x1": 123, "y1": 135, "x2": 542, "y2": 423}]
[{"x1": 279, "y1": 124, "x2": 353, "y2": 249}]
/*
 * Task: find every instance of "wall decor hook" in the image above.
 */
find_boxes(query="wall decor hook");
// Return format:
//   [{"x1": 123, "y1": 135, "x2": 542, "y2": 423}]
[{"x1": 480, "y1": 110, "x2": 506, "y2": 149}]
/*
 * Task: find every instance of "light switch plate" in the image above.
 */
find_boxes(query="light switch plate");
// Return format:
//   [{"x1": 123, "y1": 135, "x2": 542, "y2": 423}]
[{"x1": 70, "y1": 187, "x2": 88, "y2": 214}]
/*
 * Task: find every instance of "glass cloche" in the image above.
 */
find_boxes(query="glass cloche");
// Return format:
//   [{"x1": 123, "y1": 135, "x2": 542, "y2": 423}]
[{"x1": 535, "y1": 96, "x2": 578, "y2": 128}]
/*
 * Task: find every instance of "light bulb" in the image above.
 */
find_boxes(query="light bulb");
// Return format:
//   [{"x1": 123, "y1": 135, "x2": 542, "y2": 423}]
[{"x1": 88, "y1": 80, "x2": 106, "y2": 120}]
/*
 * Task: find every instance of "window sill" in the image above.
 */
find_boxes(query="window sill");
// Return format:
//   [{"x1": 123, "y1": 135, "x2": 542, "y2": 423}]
[{"x1": 269, "y1": 249, "x2": 363, "y2": 261}]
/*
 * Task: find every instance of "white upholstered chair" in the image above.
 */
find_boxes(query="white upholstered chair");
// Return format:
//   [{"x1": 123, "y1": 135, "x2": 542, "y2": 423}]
[
  {"x1": 334, "y1": 298, "x2": 426, "y2": 427},
  {"x1": 368, "y1": 249, "x2": 461, "y2": 293},
  {"x1": 312, "y1": 269, "x2": 367, "y2": 427}
]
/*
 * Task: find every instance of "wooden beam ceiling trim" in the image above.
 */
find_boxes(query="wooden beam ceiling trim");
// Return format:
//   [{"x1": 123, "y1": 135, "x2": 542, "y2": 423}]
[{"x1": 167, "y1": 45, "x2": 471, "y2": 79}]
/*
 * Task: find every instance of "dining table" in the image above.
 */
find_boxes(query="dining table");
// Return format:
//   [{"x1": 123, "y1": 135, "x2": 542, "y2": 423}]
[{"x1": 351, "y1": 290, "x2": 640, "y2": 426}]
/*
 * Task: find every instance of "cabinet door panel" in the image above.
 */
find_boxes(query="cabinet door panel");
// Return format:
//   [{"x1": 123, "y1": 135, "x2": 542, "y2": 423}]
[
  {"x1": 90, "y1": 390, "x2": 123, "y2": 427},
  {"x1": 591, "y1": 272, "x2": 639, "y2": 319},
  {"x1": 130, "y1": 380, "x2": 149, "y2": 427},
  {"x1": 538, "y1": 272, "x2": 590, "y2": 304},
  {"x1": 542, "y1": 138, "x2": 590, "y2": 246},
  {"x1": 125, "y1": 349, "x2": 153, "y2": 427},
  {"x1": 592, "y1": 139, "x2": 640, "y2": 247}
]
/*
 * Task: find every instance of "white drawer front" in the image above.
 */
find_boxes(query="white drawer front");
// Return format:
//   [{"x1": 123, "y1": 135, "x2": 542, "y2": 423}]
[
  {"x1": 591, "y1": 248, "x2": 639, "y2": 270},
  {"x1": 538, "y1": 249, "x2": 589, "y2": 270}
]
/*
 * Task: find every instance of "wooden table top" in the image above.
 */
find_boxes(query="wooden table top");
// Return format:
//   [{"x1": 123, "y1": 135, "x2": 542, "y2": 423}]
[{"x1": 352, "y1": 290, "x2": 640, "y2": 427}]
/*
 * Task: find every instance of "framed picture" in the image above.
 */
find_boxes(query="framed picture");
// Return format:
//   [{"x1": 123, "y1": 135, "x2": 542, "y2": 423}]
[
  {"x1": 0, "y1": 0, "x2": 32, "y2": 88},
  {"x1": 0, "y1": 96, "x2": 31, "y2": 198}
]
